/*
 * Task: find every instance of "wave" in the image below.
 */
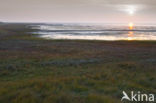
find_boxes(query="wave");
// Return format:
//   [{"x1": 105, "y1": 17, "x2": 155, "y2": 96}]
[{"x1": 31, "y1": 24, "x2": 156, "y2": 41}]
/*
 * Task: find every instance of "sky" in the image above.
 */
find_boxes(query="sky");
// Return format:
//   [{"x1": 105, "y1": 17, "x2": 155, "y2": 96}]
[{"x1": 0, "y1": 0, "x2": 156, "y2": 23}]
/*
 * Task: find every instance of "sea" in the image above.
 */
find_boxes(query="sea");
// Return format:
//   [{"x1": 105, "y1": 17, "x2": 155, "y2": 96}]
[{"x1": 31, "y1": 23, "x2": 156, "y2": 41}]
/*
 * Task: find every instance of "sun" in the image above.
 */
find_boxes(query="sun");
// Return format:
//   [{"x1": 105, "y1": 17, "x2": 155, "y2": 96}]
[{"x1": 128, "y1": 9, "x2": 134, "y2": 15}]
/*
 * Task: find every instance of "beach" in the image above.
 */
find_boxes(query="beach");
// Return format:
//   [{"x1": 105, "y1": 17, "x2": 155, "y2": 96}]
[{"x1": 0, "y1": 23, "x2": 156, "y2": 103}]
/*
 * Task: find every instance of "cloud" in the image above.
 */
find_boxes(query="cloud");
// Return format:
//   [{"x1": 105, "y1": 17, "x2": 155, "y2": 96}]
[{"x1": 0, "y1": 0, "x2": 156, "y2": 23}]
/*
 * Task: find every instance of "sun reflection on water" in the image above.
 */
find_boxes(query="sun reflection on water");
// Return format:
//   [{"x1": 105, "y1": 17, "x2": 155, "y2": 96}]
[
  {"x1": 126, "y1": 22, "x2": 134, "y2": 40},
  {"x1": 127, "y1": 31, "x2": 134, "y2": 40},
  {"x1": 129, "y1": 22, "x2": 134, "y2": 30}
]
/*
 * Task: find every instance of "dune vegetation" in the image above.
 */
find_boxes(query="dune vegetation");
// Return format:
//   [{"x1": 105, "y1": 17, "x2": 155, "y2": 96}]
[{"x1": 0, "y1": 23, "x2": 156, "y2": 103}]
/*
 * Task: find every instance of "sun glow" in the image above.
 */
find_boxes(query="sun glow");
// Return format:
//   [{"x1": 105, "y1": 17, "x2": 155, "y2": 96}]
[
  {"x1": 120, "y1": 5, "x2": 138, "y2": 16},
  {"x1": 126, "y1": 5, "x2": 138, "y2": 16}
]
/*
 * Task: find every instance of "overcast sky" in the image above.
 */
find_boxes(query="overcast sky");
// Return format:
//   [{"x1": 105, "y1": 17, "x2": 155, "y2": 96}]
[{"x1": 0, "y1": 0, "x2": 156, "y2": 23}]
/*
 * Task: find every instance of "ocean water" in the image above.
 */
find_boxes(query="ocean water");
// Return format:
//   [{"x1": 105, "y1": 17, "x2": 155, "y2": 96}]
[{"x1": 31, "y1": 23, "x2": 156, "y2": 41}]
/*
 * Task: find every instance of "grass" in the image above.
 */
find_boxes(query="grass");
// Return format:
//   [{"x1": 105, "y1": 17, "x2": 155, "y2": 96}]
[{"x1": 0, "y1": 23, "x2": 156, "y2": 103}]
